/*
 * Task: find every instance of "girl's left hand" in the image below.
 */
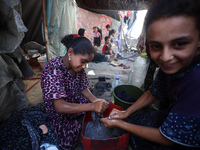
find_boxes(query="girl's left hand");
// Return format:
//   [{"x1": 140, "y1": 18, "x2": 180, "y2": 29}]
[{"x1": 100, "y1": 117, "x2": 121, "y2": 128}]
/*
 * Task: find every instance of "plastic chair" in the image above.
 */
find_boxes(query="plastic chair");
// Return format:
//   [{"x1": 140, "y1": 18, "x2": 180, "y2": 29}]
[{"x1": 113, "y1": 25, "x2": 122, "y2": 52}]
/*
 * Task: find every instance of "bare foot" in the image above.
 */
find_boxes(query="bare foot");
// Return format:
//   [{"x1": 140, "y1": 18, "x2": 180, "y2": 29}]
[
  {"x1": 39, "y1": 124, "x2": 48, "y2": 134},
  {"x1": 108, "y1": 55, "x2": 115, "y2": 62}
]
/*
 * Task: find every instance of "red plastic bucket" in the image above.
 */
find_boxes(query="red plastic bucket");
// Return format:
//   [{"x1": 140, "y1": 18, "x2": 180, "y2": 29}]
[{"x1": 81, "y1": 103, "x2": 130, "y2": 150}]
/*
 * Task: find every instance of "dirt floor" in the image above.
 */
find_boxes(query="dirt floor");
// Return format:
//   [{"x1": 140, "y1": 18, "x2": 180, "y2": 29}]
[{"x1": 23, "y1": 45, "x2": 140, "y2": 107}]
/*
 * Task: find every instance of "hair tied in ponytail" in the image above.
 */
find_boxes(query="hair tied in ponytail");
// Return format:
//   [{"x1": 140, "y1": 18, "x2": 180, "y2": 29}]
[{"x1": 73, "y1": 34, "x2": 79, "y2": 39}]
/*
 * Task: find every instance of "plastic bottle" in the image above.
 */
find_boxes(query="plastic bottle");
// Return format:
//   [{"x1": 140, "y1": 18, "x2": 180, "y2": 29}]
[{"x1": 111, "y1": 77, "x2": 122, "y2": 92}]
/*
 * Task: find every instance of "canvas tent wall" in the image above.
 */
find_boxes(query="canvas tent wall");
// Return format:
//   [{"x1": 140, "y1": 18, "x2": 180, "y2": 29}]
[{"x1": 20, "y1": 0, "x2": 152, "y2": 59}]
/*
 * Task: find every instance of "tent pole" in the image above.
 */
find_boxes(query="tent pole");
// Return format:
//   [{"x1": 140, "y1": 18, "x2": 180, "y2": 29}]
[
  {"x1": 118, "y1": 11, "x2": 128, "y2": 49},
  {"x1": 41, "y1": 0, "x2": 49, "y2": 62}
]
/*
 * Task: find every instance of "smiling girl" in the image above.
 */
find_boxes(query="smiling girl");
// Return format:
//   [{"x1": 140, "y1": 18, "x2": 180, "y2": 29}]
[
  {"x1": 101, "y1": 0, "x2": 200, "y2": 149},
  {"x1": 41, "y1": 34, "x2": 108, "y2": 149}
]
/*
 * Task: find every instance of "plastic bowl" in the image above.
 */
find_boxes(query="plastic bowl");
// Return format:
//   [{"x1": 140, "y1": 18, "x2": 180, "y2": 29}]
[{"x1": 113, "y1": 85, "x2": 144, "y2": 110}]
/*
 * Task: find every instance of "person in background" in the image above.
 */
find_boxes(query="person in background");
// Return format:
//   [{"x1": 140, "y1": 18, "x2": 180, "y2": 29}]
[
  {"x1": 78, "y1": 28, "x2": 86, "y2": 37},
  {"x1": 106, "y1": 24, "x2": 112, "y2": 36},
  {"x1": 102, "y1": 36, "x2": 113, "y2": 55},
  {"x1": 78, "y1": 28, "x2": 116, "y2": 63},
  {"x1": 101, "y1": 0, "x2": 200, "y2": 149},
  {"x1": 109, "y1": 29, "x2": 117, "y2": 45},
  {"x1": 93, "y1": 26, "x2": 101, "y2": 47},
  {"x1": 41, "y1": 34, "x2": 109, "y2": 149}
]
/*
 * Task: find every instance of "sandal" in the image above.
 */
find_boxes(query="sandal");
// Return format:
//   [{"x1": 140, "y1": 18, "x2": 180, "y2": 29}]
[
  {"x1": 119, "y1": 63, "x2": 125, "y2": 67},
  {"x1": 123, "y1": 65, "x2": 130, "y2": 69}
]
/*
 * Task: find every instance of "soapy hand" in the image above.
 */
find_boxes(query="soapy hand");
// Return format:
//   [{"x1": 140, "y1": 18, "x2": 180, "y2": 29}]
[
  {"x1": 100, "y1": 117, "x2": 119, "y2": 128},
  {"x1": 108, "y1": 108, "x2": 127, "y2": 120}
]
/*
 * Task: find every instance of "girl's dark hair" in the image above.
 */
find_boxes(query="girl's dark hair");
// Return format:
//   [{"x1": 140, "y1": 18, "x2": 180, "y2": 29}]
[
  {"x1": 78, "y1": 28, "x2": 85, "y2": 36},
  {"x1": 145, "y1": 0, "x2": 200, "y2": 34},
  {"x1": 61, "y1": 34, "x2": 96, "y2": 55}
]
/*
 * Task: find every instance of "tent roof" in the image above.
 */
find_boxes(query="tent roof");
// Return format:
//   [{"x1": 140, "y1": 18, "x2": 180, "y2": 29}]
[
  {"x1": 76, "y1": 0, "x2": 153, "y2": 10},
  {"x1": 76, "y1": 0, "x2": 153, "y2": 21}
]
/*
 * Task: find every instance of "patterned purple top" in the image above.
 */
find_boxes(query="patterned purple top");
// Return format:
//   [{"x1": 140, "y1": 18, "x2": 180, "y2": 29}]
[{"x1": 41, "y1": 56, "x2": 90, "y2": 149}]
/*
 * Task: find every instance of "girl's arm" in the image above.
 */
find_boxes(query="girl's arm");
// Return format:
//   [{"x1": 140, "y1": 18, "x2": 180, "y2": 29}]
[
  {"x1": 81, "y1": 88, "x2": 98, "y2": 102},
  {"x1": 53, "y1": 97, "x2": 107, "y2": 114},
  {"x1": 101, "y1": 118, "x2": 174, "y2": 146},
  {"x1": 110, "y1": 90, "x2": 156, "y2": 119},
  {"x1": 126, "y1": 90, "x2": 156, "y2": 116}
]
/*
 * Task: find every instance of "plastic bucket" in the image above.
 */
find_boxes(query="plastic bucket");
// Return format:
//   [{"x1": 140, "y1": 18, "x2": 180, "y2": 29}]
[
  {"x1": 37, "y1": 55, "x2": 46, "y2": 69},
  {"x1": 113, "y1": 85, "x2": 144, "y2": 110},
  {"x1": 82, "y1": 103, "x2": 130, "y2": 150}
]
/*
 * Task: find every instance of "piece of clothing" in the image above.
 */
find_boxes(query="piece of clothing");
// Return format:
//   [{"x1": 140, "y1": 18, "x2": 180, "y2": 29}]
[
  {"x1": 109, "y1": 30, "x2": 112, "y2": 36},
  {"x1": 128, "y1": 111, "x2": 195, "y2": 150},
  {"x1": 91, "y1": 52, "x2": 109, "y2": 63},
  {"x1": 93, "y1": 32, "x2": 101, "y2": 46},
  {"x1": 102, "y1": 44, "x2": 110, "y2": 54},
  {"x1": 0, "y1": 103, "x2": 58, "y2": 150},
  {"x1": 149, "y1": 54, "x2": 200, "y2": 147},
  {"x1": 41, "y1": 56, "x2": 90, "y2": 149},
  {"x1": 93, "y1": 37, "x2": 101, "y2": 46},
  {"x1": 144, "y1": 56, "x2": 158, "y2": 92},
  {"x1": 116, "y1": 90, "x2": 138, "y2": 102}
]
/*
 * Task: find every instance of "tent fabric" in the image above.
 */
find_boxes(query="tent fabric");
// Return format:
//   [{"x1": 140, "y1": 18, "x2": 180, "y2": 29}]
[
  {"x1": 77, "y1": 7, "x2": 112, "y2": 43},
  {"x1": 76, "y1": 0, "x2": 153, "y2": 10},
  {"x1": 0, "y1": 0, "x2": 27, "y2": 53},
  {"x1": 46, "y1": 0, "x2": 78, "y2": 59},
  {"x1": 20, "y1": 0, "x2": 44, "y2": 48}
]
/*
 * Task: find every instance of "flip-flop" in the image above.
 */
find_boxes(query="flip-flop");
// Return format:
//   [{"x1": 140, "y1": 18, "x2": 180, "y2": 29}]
[
  {"x1": 123, "y1": 65, "x2": 130, "y2": 69},
  {"x1": 119, "y1": 63, "x2": 124, "y2": 67}
]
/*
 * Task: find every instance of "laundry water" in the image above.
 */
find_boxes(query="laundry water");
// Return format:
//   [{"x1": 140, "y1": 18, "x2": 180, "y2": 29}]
[{"x1": 84, "y1": 112, "x2": 126, "y2": 139}]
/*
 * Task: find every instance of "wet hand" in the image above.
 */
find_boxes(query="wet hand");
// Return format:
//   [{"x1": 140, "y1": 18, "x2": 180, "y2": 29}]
[
  {"x1": 100, "y1": 117, "x2": 120, "y2": 128},
  {"x1": 109, "y1": 108, "x2": 127, "y2": 119},
  {"x1": 92, "y1": 99, "x2": 109, "y2": 113}
]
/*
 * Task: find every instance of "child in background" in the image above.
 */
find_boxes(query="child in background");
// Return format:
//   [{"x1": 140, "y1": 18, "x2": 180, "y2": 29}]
[
  {"x1": 101, "y1": 0, "x2": 200, "y2": 149},
  {"x1": 102, "y1": 36, "x2": 113, "y2": 55},
  {"x1": 93, "y1": 26, "x2": 101, "y2": 47},
  {"x1": 106, "y1": 24, "x2": 112, "y2": 36},
  {"x1": 109, "y1": 29, "x2": 117, "y2": 45}
]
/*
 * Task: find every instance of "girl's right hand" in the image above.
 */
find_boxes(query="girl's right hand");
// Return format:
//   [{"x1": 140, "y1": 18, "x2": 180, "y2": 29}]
[
  {"x1": 92, "y1": 99, "x2": 109, "y2": 113},
  {"x1": 109, "y1": 108, "x2": 127, "y2": 120}
]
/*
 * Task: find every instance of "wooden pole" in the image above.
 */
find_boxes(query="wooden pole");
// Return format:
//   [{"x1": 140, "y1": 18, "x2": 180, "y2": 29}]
[{"x1": 41, "y1": 0, "x2": 49, "y2": 61}]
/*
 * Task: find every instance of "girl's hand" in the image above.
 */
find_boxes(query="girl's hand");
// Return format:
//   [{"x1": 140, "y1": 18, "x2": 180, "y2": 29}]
[
  {"x1": 109, "y1": 108, "x2": 127, "y2": 120},
  {"x1": 92, "y1": 99, "x2": 109, "y2": 113},
  {"x1": 100, "y1": 117, "x2": 121, "y2": 128}
]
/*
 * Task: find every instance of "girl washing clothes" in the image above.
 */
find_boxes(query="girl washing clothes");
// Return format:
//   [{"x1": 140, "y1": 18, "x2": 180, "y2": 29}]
[
  {"x1": 101, "y1": 0, "x2": 200, "y2": 149},
  {"x1": 41, "y1": 34, "x2": 108, "y2": 149}
]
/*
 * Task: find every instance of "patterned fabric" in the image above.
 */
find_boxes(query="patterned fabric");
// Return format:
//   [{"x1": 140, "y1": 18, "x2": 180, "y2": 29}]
[
  {"x1": 93, "y1": 32, "x2": 101, "y2": 38},
  {"x1": 149, "y1": 54, "x2": 200, "y2": 147},
  {"x1": 0, "y1": 103, "x2": 58, "y2": 150},
  {"x1": 160, "y1": 112, "x2": 200, "y2": 147},
  {"x1": 129, "y1": 111, "x2": 195, "y2": 150},
  {"x1": 41, "y1": 56, "x2": 90, "y2": 150}
]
